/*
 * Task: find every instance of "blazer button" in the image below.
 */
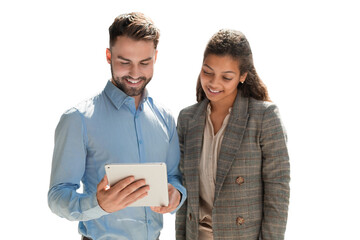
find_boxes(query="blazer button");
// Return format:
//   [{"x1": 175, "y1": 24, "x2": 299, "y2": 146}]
[
  {"x1": 236, "y1": 217, "x2": 245, "y2": 225},
  {"x1": 236, "y1": 176, "x2": 245, "y2": 185},
  {"x1": 188, "y1": 213, "x2": 192, "y2": 221}
]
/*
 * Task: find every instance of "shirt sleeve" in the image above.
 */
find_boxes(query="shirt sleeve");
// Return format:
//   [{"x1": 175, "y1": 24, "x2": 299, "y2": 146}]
[
  {"x1": 165, "y1": 113, "x2": 187, "y2": 214},
  {"x1": 48, "y1": 108, "x2": 108, "y2": 221}
]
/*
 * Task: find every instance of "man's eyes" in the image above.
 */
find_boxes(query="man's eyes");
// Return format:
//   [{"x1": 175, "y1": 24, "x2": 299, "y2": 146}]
[{"x1": 119, "y1": 62, "x2": 149, "y2": 65}]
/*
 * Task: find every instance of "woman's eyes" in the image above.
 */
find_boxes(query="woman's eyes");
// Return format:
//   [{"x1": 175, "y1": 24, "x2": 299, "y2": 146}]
[{"x1": 203, "y1": 70, "x2": 232, "y2": 80}]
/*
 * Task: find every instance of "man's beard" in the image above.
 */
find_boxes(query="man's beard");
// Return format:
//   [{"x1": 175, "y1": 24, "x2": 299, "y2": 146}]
[{"x1": 111, "y1": 65, "x2": 151, "y2": 97}]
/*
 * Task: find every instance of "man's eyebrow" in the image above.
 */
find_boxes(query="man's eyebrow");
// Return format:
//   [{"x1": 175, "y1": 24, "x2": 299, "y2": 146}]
[
  {"x1": 117, "y1": 55, "x2": 131, "y2": 62},
  {"x1": 140, "y1": 57, "x2": 153, "y2": 62},
  {"x1": 117, "y1": 56, "x2": 153, "y2": 62}
]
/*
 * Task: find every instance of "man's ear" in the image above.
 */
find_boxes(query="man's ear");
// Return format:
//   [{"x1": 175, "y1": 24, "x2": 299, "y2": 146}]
[
  {"x1": 154, "y1": 50, "x2": 158, "y2": 63},
  {"x1": 106, "y1": 48, "x2": 111, "y2": 64}
]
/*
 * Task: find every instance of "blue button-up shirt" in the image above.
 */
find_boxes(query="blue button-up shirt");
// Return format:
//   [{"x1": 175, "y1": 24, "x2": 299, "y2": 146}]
[{"x1": 48, "y1": 81, "x2": 187, "y2": 240}]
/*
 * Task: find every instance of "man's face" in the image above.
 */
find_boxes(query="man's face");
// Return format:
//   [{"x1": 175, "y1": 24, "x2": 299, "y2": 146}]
[{"x1": 106, "y1": 36, "x2": 157, "y2": 97}]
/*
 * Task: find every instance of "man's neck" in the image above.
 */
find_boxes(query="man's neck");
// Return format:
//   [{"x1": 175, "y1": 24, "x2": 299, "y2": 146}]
[{"x1": 133, "y1": 95, "x2": 141, "y2": 109}]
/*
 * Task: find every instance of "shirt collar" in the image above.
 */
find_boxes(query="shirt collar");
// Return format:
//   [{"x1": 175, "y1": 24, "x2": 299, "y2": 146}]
[
  {"x1": 104, "y1": 80, "x2": 152, "y2": 110},
  {"x1": 138, "y1": 89, "x2": 152, "y2": 111}
]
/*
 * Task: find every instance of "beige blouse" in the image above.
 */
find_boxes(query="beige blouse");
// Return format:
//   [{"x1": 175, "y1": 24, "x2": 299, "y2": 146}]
[{"x1": 199, "y1": 104, "x2": 232, "y2": 240}]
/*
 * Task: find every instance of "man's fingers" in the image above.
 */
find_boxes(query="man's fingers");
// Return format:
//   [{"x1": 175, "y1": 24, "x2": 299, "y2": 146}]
[
  {"x1": 97, "y1": 175, "x2": 109, "y2": 191},
  {"x1": 97, "y1": 176, "x2": 149, "y2": 213},
  {"x1": 150, "y1": 206, "x2": 162, "y2": 212},
  {"x1": 150, "y1": 203, "x2": 175, "y2": 214},
  {"x1": 111, "y1": 176, "x2": 136, "y2": 192},
  {"x1": 123, "y1": 188, "x2": 150, "y2": 207},
  {"x1": 152, "y1": 206, "x2": 171, "y2": 214},
  {"x1": 150, "y1": 206, "x2": 162, "y2": 213},
  {"x1": 117, "y1": 179, "x2": 147, "y2": 196}
]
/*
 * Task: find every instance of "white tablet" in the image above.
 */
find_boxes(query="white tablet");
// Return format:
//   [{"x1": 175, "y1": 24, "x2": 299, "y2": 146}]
[{"x1": 104, "y1": 162, "x2": 169, "y2": 207}]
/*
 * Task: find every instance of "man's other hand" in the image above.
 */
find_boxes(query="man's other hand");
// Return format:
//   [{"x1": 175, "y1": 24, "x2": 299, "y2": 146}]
[{"x1": 150, "y1": 183, "x2": 180, "y2": 214}]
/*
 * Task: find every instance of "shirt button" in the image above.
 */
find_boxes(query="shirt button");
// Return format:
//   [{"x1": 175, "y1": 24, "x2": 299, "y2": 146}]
[
  {"x1": 236, "y1": 217, "x2": 245, "y2": 225},
  {"x1": 139, "y1": 140, "x2": 142, "y2": 144},
  {"x1": 236, "y1": 176, "x2": 245, "y2": 185},
  {"x1": 188, "y1": 213, "x2": 192, "y2": 221}
]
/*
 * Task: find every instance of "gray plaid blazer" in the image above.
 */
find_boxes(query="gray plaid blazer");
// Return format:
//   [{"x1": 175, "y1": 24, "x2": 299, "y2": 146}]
[{"x1": 175, "y1": 92, "x2": 290, "y2": 240}]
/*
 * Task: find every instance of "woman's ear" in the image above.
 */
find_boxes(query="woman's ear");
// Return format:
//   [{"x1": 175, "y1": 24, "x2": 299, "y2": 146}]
[
  {"x1": 240, "y1": 72, "x2": 248, "y2": 83},
  {"x1": 106, "y1": 48, "x2": 112, "y2": 64}
]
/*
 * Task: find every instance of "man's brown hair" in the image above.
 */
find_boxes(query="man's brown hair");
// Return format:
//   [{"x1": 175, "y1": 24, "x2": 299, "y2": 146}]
[{"x1": 109, "y1": 12, "x2": 160, "y2": 49}]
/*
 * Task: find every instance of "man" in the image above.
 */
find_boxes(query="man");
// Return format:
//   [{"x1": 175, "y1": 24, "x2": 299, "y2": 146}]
[{"x1": 48, "y1": 12, "x2": 186, "y2": 240}]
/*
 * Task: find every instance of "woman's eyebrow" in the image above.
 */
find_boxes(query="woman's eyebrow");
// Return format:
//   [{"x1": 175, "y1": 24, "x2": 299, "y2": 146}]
[
  {"x1": 222, "y1": 70, "x2": 236, "y2": 74},
  {"x1": 204, "y1": 63, "x2": 236, "y2": 74},
  {"x1": 203, "y1": 63, "x2": 213, "y2": 70}
]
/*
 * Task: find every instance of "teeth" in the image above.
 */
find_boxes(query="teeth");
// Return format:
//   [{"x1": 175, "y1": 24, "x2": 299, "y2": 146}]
[
  {"x1": 209, "y1": 88, "x2": 220, "y2": 93},
  {"x1": 127, "y1": 79, "x2": 141, "y2": 84}
]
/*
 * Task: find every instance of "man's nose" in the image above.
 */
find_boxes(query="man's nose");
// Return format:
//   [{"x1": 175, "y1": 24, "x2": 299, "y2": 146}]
[{"x1": 129, "y1": 64, "x2": 141, "y2": 79}]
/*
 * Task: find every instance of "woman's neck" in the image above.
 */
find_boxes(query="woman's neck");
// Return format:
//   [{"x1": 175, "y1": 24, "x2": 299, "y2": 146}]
[{"x1": 209, "y1": 92, "x2": 237, "y2": 115}]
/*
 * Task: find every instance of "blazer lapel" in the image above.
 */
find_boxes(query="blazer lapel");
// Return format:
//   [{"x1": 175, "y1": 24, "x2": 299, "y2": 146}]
[
  {"x1": 183, "y1": 99, "x2": 208, "y2": 216},
  {"x1": 214, "y1": 92, "x2": 249, "y2": 203}
]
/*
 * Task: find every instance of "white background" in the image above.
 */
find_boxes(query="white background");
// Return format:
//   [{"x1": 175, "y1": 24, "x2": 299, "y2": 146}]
[{"x1": 1, "y1": 0, "x2": 359, "y2": 239}]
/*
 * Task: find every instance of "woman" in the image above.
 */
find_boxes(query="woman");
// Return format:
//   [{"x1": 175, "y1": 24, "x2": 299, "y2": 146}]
[{"x1": 175, "y1": 29, "x2": 290, "y2": 240}]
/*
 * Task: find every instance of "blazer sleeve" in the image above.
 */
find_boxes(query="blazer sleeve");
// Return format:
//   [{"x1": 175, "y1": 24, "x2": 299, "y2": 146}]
[
  {"x1": 175, "y1": 111, "x2": 187, "y2": 240},
  {"x1": 260, "y1": 104, "x2": 290, "y2": 240}
]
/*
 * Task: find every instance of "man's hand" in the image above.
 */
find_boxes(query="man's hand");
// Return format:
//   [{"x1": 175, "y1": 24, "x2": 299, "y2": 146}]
[
  {"x1": 97, "y1": 175, "x2": 150, "y2": 213},
  {"x1": 150, "y1": 183, "x2": 181, "y2": 214}
]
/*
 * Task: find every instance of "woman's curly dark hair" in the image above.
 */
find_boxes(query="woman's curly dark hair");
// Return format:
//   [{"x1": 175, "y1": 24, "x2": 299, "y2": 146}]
[{"x1": 196, "y1": 29, "x2": 270, "y2": 102}]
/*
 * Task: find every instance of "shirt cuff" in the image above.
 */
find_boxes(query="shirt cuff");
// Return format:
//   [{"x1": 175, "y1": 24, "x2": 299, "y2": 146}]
[
  {"x1": 169, "y1": 181, "x2": 187, "y2": 214},
  {"x1": 79, "y1": 192, "x2": 109, "y2": 220}
]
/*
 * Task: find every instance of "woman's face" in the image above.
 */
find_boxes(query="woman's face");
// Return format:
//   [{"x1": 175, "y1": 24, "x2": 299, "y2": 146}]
[{"x1": 200, "y1": 54, "x2": 247, "y2": 105}]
